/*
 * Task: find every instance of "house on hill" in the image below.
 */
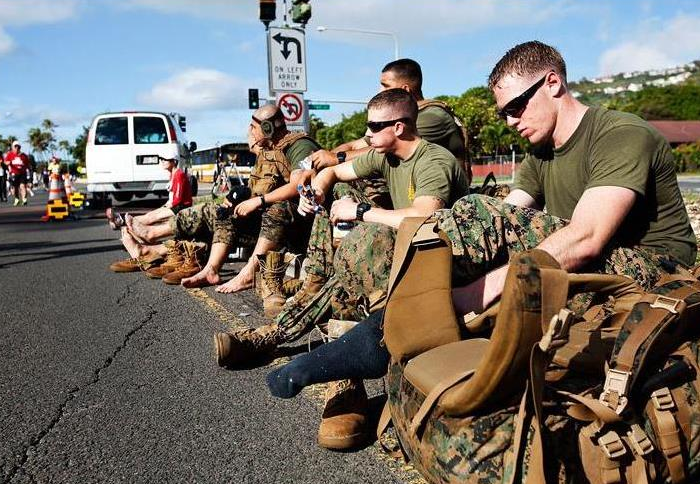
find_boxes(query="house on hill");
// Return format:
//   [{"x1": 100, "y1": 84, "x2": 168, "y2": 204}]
[{"x1": 648, "y1": 121, "x2": 700, "y2": 147}]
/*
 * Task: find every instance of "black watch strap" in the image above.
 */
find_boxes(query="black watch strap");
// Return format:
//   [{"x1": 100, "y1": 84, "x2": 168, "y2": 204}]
[
  {"x1": 336, "y1": 151, "x2": 347, "y2": 163},
  {"x1": 356, "y1": 202, "x2": 371, "y2": 221}
]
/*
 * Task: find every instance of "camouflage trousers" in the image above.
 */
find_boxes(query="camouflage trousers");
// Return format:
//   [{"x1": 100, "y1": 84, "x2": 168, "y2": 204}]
[
  {"x1": 275, "y1": 182, "x2": 395, "y2": 342},
  {"x1": 260, "y1": 200, "x2": 314, "y2": 253},
  {"x1": 275, "y1": 194, "x2": 682, "y2": 343},
  {"x1": 169, "y1": 201, "x2": 308, "y2": 249}
]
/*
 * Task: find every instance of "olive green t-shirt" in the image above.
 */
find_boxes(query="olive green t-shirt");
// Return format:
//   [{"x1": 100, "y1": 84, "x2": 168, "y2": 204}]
[
  {"x1": 352, "y1": 139, "x2": 468, "y2": 209},
  {"x1": 515, "y1": 106, "x2": 696, "y2": 265},
  {"x1": 284, "y1": 137, "x2": 321, "y2": 170},
  {"x1": 416, "y1": 104, "x2": 466, "y2": 162}
]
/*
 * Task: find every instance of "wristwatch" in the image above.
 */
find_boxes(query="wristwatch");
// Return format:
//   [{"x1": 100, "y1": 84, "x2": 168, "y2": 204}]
[
  {"x1": 336, "y1": 151, "x2": 347, "y2": 164},
  {"x1": 356, "y1": 202, "x2": 371, "y2": 221}
]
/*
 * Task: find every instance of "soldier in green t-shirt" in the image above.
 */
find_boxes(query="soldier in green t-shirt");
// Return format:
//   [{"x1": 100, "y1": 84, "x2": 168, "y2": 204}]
[
  {"x1": 213, "y1": 88, "x2": 468, "y2": 450},
  {"x1": 309, "y1": 58, "x2": 470, "y2": 185},
  {"x1": 447, "y1": 40, "x2": 696, "y2": 317}
]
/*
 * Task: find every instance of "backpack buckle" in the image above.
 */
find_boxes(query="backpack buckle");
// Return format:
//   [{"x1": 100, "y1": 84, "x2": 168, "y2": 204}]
[
  {"x1": 627, "y1": 424, "x2": 654, "y2": 457},
  {"x1": 539, "y1": 309, "x2": 573, "y2": 352},
  {"x1": 649, "y1": 295, "x2": 682, "y2": 314},
  {"x1": 600, "y1": 368, "x2": 630, "y2": 414},
  {"x1": 598, "y1": 430, "x2": 627, "y2": 459},
  {"x1": 651, "y1": 387, "x2": 676, "y2": 411}
]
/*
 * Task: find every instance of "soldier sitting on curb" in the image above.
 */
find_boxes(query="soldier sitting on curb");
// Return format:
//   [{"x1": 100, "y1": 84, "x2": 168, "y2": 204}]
[
  {"x1": 310, "y1": 58, "x2": 470, "y2": 186},
  {"x1": 264, "y1": 41, "x2": 697, "y2": 450},
  {"x1": 216, "y1": 88, "x2": 470, "y2": 450},
  {"x1": 112, "y1": 105, "x2": 321, "y2": 291}
]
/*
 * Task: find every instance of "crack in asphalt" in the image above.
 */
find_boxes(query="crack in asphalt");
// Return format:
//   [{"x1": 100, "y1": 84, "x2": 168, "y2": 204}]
[{"x1": 5, "y1": 305, "x2": 158, "y2": 483}]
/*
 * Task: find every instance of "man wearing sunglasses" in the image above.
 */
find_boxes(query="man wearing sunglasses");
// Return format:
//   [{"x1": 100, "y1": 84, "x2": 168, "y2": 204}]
[
  {"x1": 447, "y1": 40, "x2": 695, "y2": 316},
  {"x1": 214, "y1": 88, "x2": 469, "y2": 450},
  {"x1": 310, "y1": 58, "x2": 469, "y2": 182}
]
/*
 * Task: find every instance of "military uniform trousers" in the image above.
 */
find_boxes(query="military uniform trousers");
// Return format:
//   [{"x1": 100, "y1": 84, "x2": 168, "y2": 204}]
[{"x1": 273, "y1": 194, "x2": 686, "y2": 343}]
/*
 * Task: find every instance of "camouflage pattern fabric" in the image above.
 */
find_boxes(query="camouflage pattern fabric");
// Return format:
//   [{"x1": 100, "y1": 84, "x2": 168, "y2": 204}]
[
  {"x1": 437, "y1": 194, "x2": 674, "y2": 291},
  {"x1": 274, "y1": 183, "x2": 385, "y2": 342},
  {"x1": 259, "y1": 201, "x2": 313, "y2": 254},
  {"x1": 385, "y1": 362, "x2": 580, "y2": 484},
  {"x1": 170, "y1": 201, "x2": 259, "y2": 247}
]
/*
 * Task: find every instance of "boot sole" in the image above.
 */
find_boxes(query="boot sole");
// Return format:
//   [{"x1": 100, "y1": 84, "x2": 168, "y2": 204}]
[
  {"x1": 110, "y1": 267, "x2": 140, "y2": 273},
  {"x1": 317, "y1": 430, "x2": 367, "y2": 450},
  {"x1": 214, "y1": 333, "x2": 225, "y2": 367}
]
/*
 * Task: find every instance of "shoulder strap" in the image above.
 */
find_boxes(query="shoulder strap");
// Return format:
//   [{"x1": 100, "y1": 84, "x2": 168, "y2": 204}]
[
  {"x1": 275, "y1": 131, "x2": 310, "y2": 151},
  {"x1": 601, "y1": 281, "x2": 700, "y2": 414}
]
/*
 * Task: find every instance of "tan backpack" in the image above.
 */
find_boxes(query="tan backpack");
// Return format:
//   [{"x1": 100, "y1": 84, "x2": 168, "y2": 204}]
[{"x1": 379, "y1": 217, "x2": 700, "y2": 484}]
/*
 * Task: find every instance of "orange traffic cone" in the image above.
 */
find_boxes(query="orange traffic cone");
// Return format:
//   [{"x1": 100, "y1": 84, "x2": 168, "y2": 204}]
[
  {"x1": 63, "y1": 174, "x2": 73, "y2": 197},
  {"x1": 42, "y1": 174, "x2": 70, "y2": 221}
]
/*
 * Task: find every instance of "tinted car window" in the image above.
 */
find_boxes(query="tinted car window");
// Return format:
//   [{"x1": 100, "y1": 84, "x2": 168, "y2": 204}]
[
  {"x1": 134, "y1": 116, "x2": 168, "y2": 144},
  {"x1": 95, "y1": 117, "x2": 128, "y2": 145}
]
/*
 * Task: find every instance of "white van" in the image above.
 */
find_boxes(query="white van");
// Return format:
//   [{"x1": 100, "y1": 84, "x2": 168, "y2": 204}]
[{"x1": 85, "y1": 111, "x2": 197, "y2": 203}]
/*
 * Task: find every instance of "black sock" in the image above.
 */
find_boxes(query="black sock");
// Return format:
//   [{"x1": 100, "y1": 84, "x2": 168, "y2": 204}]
[{"x1": 266, "y1": 311, "x2": 389, "y2": 398}]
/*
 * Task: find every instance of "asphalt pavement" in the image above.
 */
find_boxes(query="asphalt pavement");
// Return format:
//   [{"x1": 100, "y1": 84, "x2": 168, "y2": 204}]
[{"x1": 0, "y1": 191, "x2": 422, "y2": 484}]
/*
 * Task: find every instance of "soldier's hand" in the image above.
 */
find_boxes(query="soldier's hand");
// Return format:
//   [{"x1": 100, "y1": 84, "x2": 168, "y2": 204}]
[
  {"x1": 220, "y1": 198, "x2": 233, "y2": 208},
  {"x1": 233, "y1": 198, "x2": 260, "y2": 218},
  {"x1": 310, "y1": 150, "x2": 338, "y2": 170},
  {"x1": 330, "y1": 197, "x2": 357, "y2": 224},
  {"x1": 298, "y1": 191, "x2": 317, "y2": 216}
]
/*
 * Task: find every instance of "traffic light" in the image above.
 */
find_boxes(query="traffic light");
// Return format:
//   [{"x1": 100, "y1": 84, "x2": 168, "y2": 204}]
[
  {"x1": 259, "y1": 0, "x2": 276, "y2": 26},
  {"x1": 248, "y1": 89, "x2": 260, "y2": 110},
  {"x1": 178, "y1": 116, "x2": 186, "y2": 132},
  {"x1": 290, "y1": 0, "x2": 311, "y2": 25}
]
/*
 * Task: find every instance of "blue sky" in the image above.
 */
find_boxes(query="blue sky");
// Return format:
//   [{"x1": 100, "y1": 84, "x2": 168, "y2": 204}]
[{"x1": 1, "y1": 0, "x2": 700, "y2": 155}]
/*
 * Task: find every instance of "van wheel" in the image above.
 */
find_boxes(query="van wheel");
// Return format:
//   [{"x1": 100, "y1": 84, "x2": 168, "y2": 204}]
[
  {"x1": 190, "y1": 175, "x2": 198, "y2": 196},
  {"x1": 113, "y1": 192, "x2": 133, "y2": 202}
]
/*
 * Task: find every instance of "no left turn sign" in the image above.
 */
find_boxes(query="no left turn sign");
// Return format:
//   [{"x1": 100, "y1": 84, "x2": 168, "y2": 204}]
[{"x1": 277, "y1": 92, "x2": 304, "y2": 123}]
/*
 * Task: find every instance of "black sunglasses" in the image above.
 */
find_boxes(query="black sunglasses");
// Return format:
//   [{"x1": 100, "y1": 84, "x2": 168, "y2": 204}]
[
  {"x1": 366, "y1": 118, "x2": 410, "y2": 133},
  {"x1": 497, "y1": 74, "x2": 548, "y2": 120}
]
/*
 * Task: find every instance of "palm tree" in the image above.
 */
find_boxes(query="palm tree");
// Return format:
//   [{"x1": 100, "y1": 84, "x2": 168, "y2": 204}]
[{"x1": 58, "y1": 140, "x2": 72, "y2": 159}]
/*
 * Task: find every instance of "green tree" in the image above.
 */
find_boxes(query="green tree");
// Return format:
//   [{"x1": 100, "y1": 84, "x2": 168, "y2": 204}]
[
  {"x1": 58, "y1": 139, "x2": 72, "y2": 159},
  {"x1": 315, "y1": 110, "x2": 367, "y2": 149},
  {"x1": 70, "y1": 126, "x2": 89, "y2": 167},
  {"x1": 308, "y1": 114, "x2": 326, "y2": 141},
  {"x1": 0, "y1": 134, "x2": 18, "y2": 154}
]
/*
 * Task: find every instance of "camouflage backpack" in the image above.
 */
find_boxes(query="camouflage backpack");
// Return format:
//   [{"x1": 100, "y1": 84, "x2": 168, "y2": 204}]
[{"x1": 379, "y1": 217, "x2": 700, "y2": 484}]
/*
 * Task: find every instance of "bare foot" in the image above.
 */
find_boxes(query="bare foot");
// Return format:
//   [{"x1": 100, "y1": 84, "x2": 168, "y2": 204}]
[
  {"x1": 121, "y1": 227, "x2": 142, "y2": 259},
  {"x1": 106, "y1": 208, "x2": 117, "y2": 230},
  {"x1": 125, "y1": 213, "x2": 149, "y2": 242},
  {"x1": 215, "y1": 263, "x2": 256, "y2": 294},
  {"x1": 182, "y1": 266, "x2": 221, "y2": 288}
]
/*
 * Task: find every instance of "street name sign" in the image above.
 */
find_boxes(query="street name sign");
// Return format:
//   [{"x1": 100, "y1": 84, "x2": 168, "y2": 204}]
[{"x1": 268, "y1": 27, "x2": 307, "y2": 92}]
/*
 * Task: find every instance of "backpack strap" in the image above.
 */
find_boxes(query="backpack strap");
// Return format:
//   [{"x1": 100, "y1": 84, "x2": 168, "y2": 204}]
[
  {"x1": 602, "y1": 283, "x2": 700, "y2": 414},
  {"x1": 382, "y1": 216, "x2": 461, "y2": 362},
  {"x1": 376, "y1": 401, "x2": 405, "y2": 459}
]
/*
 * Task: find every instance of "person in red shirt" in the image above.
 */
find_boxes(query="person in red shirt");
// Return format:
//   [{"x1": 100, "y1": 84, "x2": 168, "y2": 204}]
[
  {"x1": 5, "y1": 141, "x2": 30, "y2": 206},
  {"x1": 106, "y1": 156, "x2": 192, "y2": 229}
]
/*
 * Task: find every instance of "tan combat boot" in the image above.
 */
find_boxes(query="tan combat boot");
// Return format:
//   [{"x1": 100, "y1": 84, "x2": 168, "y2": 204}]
[
  {"x1": 109, "y1": 253, "x2": 163, "y2": 273},
  {"x1": 281, "y1": 278, "x2": 303, "y2": 298},
  {"x1": 145, "y1": 240, "x2": 184, "y2": 279},
  {"x1": 257, "y1": 251, "x2": 288, "y2": 319},
  {"x1": 317, "y1": 379, "x2": 368, "y2": 450},
  {"x1": 162, "y1": 241, "x2": 207, "y2": 285},
  {"x1": 214, "y1": 323, "x2": 283, "y2": 367},
  {"x1": 282, "y1": 272, "x2": 327, "y2": 311}
]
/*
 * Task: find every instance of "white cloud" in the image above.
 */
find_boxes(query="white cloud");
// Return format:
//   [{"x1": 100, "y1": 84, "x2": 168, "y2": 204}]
[
  {"x1": 311, "y1": 0, "x2": 565, "y2": 41},
  {"x1": 119, "y1": 0, "x2": 563, "y2": 39},
  {"x1": 599, "y1": 14, "x2": 700, "y2": 75},
  {"x1": 137, "y1": 68, "x2": 251, "y2": 111},
  {"x1": 118, "y1": 0, "x2": 256, "y2": 22},
  {"x1": 0, "y1": 0, "x2": 80, "y2": 56}
]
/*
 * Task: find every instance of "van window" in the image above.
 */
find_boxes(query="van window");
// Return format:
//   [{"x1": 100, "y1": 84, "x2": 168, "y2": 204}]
[
  {"x1": 134, "y1": 116, "x2": 169, "y2": 144},
  {"x1": 95, "y1": 117, "x2": 128, "y2": 145}
]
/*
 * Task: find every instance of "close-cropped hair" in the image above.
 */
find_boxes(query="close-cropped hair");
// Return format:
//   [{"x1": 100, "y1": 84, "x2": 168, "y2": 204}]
[
  {"x1": 488, "y1": 41, "x2": 567, "y2": 89},
  {"x1": 367, "y1": 88, "x2": 419, "y2": 124},
  {"x1": 382, "y1": 58, "x2": 423, "y2": 90}
]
